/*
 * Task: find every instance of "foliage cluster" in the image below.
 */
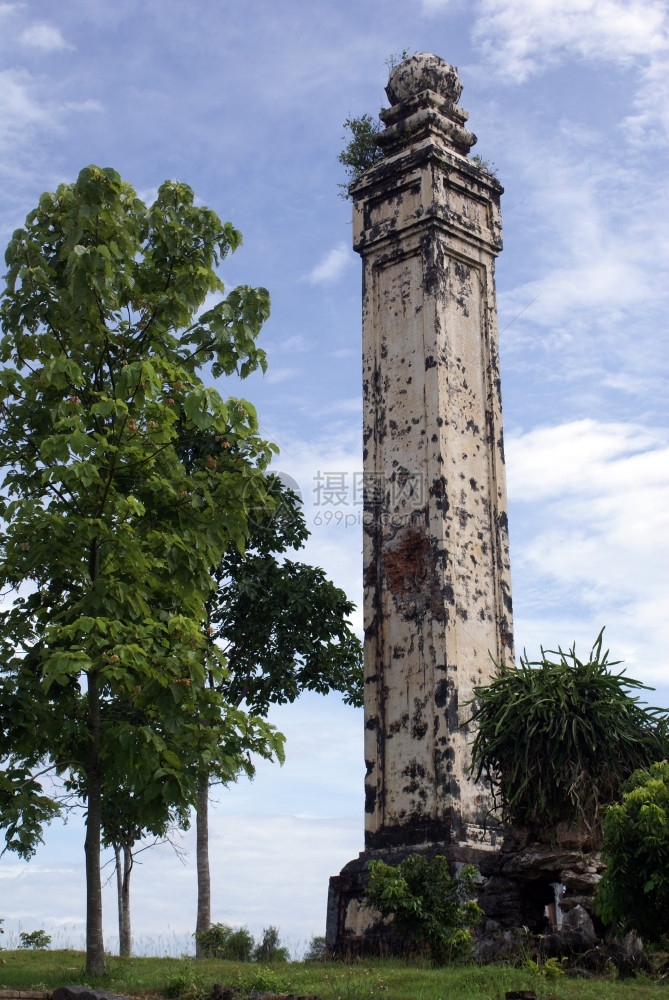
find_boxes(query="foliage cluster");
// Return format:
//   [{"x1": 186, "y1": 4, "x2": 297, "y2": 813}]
[
  {"x1": 303, "y1": 934, "x2": 327, "y2": 960},
  {"x1": 467, "y1": 631, "x2": 668, "y2": 839},
  {"x1": 0, "y1": 163, "x2": 363, "y2": 973},
  {"x1": 365, "y1": 853, "x2": 483, "y2": 965},
  {"x1": 338, "y1": 114, "x2": 384, "y2": 195},
  {"x1": 18, "y1": 930, "x2": 51, "y2": 950},
  {"x1": 194, "y1": 922, "x2": 289, "y2": 962},
  {"x1": 596, "y1": 759, "x2": 669, "y2": 943},
  {"x1": 0, "y1": 164, "x2": 284, "y2": 973}
]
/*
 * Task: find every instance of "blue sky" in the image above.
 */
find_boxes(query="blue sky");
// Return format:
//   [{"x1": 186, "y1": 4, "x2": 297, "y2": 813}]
[{"x1": 1, "y1": 0, "x2": 668, "y2": 959}]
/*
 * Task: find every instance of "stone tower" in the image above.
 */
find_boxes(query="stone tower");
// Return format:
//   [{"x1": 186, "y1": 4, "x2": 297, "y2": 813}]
[{"x1": 327, "y1": 53, "x2": 514, "y2": 949}]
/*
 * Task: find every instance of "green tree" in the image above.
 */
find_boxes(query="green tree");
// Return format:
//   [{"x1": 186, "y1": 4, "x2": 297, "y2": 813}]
[
  {"x1": 0, "y1": 165, "x2": 284, "y2": 973},
  {"x1": 365, "y1": 854, "x2": 482, "y2": 965},
  {"x1": 252, "y1": 925, "x2": 290, "y2": 963},
  {"x1": 596, "y1": 759, "x2": 669, "y2": 943},
  {"x1": 338, "y1": 114, "x2": 384, "y2": 196},
  {"x1": 467, "y1": 631, "x2": 668, "y2": 841},
  {"x1": 193, "y1": 472, "x2": 363, "y2": 952},
  {"x1": 195, "y1": 921, "x2": 255, "y2": 961}
]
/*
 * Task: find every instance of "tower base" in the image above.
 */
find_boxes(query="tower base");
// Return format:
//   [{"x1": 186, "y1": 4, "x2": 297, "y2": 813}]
[{"x1": 326, "y1": 830, "x2": 605, "y2": 957}]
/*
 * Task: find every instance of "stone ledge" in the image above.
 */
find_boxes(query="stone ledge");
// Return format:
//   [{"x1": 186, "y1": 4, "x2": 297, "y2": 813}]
[{"x1": 0, "y1": 992, "x2": 52, "y2": 999}]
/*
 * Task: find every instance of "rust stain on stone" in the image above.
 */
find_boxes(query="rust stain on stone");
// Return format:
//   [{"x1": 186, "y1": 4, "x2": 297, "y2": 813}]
[{"x1": 382, "y1": 525, "x2": 447, "y2": 623}]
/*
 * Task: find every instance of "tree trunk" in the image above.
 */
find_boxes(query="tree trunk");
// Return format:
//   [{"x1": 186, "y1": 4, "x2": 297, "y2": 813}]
[
  {"x1": 85, "y1": 669, "x2": 106, "y2": 975},
  {"x1": 195, "y1": 776, "x2": 210, "y2": 958},
  {"x1": 115, "y1": 844, "x2": 123, "y2": 947},
  {"x1": 121, "y1": 844, "x2": 132, "y2": 956},
  {"x1": 115, "y1": 843, "x2": 133, "y2": 957}
]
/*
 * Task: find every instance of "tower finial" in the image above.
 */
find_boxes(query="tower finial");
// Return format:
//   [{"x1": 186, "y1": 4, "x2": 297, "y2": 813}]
[{"x1": 385, "y1": 52, "x2": 463, "y2": 106}]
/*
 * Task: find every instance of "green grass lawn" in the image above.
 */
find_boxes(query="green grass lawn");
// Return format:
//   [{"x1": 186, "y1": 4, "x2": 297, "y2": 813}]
[{"x1": 0, "y1": 950, "x2": 666, "y2": 1000}]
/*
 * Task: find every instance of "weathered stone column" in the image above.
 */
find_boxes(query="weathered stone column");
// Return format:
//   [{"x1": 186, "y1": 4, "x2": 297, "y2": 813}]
[{"x1": 327, "y1": 53, "x2": 514, "y2": 951}]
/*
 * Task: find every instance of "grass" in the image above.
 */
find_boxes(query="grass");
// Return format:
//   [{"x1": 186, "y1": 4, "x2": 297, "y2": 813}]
[{"x1": 0, "y1": 949, "x2": 666, "y2": 1000}]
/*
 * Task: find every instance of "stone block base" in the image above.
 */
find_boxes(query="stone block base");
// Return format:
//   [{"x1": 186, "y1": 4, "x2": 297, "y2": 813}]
[{"x1": 326, "y1": 832, "x2": 605, "y2": 957}]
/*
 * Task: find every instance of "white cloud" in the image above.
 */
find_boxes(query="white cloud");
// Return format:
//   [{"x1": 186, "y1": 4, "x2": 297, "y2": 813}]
[
  {"x1": 264, "y1": 366, "x2": 300, "y2": 384},
  {"x1": 0, "y1": 67, "x2": 51, "y2": 143},
  {"x1": 20, "y1": 22, "x2": 73, "y2": 52},
  {"x1": 63, "y1": 99, "x2": 103, "y2": 114},
  {"x1": 471, "y1": 0, "x2": 668, "y2": 81},
  {"x1": 308, "y1": 242, "x2": 355, "y2": 285},
  {"x1": 506, "y1": 419, "x2": 669, "y2": 686}
]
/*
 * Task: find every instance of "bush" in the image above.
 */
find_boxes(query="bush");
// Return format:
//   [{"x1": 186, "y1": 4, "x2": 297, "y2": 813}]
[
  {"x1": 364, "y1": 853, "x2": 483, "y2": 965},
  {"x1": 18, "y1": 929, "x2": 51, "y2": 949},
  {"x1": 252, "y1": 925, "x2": 289, "y2": 962},
  {"x1": 237, "y1": 966, "x2": 292, "y2": 995},
  {"x1": 467, "y1": 630, "x2": 667, "y2": 840},
  {"x1": 162, "y1": 960, "x2": 206, "y2": 1000},
  {"x1": 303, "y1": 934, "x2": 327, "y2": 961},
  {"x1": 194, "y1": 922, "x2": 254, "y2": 961},
  {"x1": 596, "y1": 759, "x2": 669, "y2": 943},
  {"x1": 338, "y1": 114, "x2": 384, "y2": 193}
]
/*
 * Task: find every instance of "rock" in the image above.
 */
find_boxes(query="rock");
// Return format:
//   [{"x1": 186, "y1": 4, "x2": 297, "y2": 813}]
[
  {"x1": 53, "y1": 989, "x2": 126, "y2": 1000},
  {"x1": 560, "y1": 904, "x2": 597, "y2": 943},
  {"x1": 211, "y1": 987, "x2": 241, "y2": 1000}
]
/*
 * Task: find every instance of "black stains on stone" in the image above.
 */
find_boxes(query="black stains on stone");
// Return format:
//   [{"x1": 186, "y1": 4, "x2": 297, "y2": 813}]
[
  {"x1": 498, "y1": 510, "x2": 508, "y2": 531},
  {"x1": 365, "y1": 716, "x2": 378, "y2": 731},
  {"x1": 502, "y1": 586, "x2": 513, "y2": 616},
  {"x1": 365, "y1": 817, "x2": 454, "y2": 851},
  {"x1": 431, "y1": 433, "x2": 438, "y2": 443},
  {"x1": 469, "y1": 477, "x2": 478, "y2": 491},
  {"x1": 402, "y1": 761, "x2": 426, "y2": 798},
  {"x1": 389, "y1": 712, "x2": 410, "y2": 736},
  {"x1": 466, "y1": 419, "x2": 480, "y2": 435},
  {"x1": 365, "y1": 759, "x2": 375, "y2": 776},
  {"x1": 454, "y1": 261, "x2": 468, "y2": 285},
  {"x1": 365, "y1": 783, "x2": 377, "y2": 814},
  {"x1": 435, "y1": 678, "x2": 449, "y2": 708},
  {"x1": 425, "y1": 355, "x2": 437, "y2": 369},
  {"x1": 457, "y1": 606, "x2": 468, "y2": 622},
  {"x1": 447, "y1": 683, "x2": 458, "y2": 732},
  {"x1": 411, "y1": 698, "x2": 428, "y2": 740}
]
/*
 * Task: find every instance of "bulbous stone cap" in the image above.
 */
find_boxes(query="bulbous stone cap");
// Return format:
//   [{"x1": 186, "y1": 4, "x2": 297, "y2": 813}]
[{"x1": 386, "y1": 52, "x2": 463, "y2": 106}]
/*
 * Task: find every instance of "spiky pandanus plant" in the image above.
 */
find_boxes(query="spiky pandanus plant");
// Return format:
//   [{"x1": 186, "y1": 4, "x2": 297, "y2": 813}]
[{"x1": 467, "y1": 630, "x2": 668, "y2": 843}]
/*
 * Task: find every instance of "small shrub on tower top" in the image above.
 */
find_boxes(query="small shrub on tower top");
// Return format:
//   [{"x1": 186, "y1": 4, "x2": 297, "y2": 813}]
[
  {"x1": 364, "y1": 853, "x2": 483, "y2": 965},
  {"x1": 466, "y1": 629, "x2": 668, "y2": 841}
]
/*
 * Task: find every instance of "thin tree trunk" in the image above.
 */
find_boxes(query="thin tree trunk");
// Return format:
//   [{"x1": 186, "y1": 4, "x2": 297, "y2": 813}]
[
  {"x1": 195, "y1": 776, "x2": 210, "y2": 958},
  {"x1": 120, "y1": 844, "x2": 132, "y2": 957},
  {"x1": 85, "y1": 668, "x2": 106, "y2": 975},
  {"x1": 115, "y1": 844, "x2": 123, "y2": 949}
]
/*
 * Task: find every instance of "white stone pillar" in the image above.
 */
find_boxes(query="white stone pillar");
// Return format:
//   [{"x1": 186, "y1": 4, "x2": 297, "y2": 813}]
[{"x1": 354, "y1": 53, "x2": 514, "y2": 853}]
